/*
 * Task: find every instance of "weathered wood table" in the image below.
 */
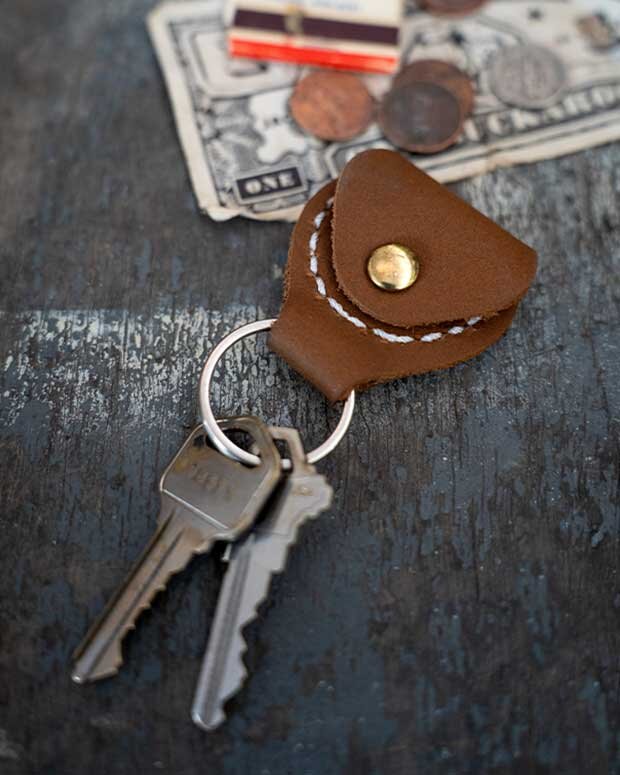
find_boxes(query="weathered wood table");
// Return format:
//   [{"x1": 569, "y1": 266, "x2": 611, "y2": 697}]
[{"x1": 1, "y1": 2, "x2": 618, "y2": 773}]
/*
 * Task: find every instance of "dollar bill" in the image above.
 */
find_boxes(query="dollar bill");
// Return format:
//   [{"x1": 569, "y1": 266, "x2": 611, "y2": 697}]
[{"x1": 148, "y1": 0, "x2": 620, "y2": 221}]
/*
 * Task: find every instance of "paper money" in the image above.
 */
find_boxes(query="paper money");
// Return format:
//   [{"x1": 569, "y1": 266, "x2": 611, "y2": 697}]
[{"x1": 148, "y1": 0, "x2": 620, "y2": 222}]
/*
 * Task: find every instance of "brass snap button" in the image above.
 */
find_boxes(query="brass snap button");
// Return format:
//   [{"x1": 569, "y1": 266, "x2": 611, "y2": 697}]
[{"x1": 367, "y1": 244, "x2": 419, "y2": 291}]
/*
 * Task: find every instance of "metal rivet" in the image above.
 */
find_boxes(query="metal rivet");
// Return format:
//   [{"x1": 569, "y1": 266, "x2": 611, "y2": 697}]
[
  {"x1": 367, "y1": 244, "x2": 419, "y2": 291},
  {"x1": 284, "y1": 6, "x2": 304, "y2": 35}
]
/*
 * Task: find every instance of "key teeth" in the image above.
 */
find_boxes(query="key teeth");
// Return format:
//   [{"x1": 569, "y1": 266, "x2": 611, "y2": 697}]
[
  {"x1": 282, "y1": 490, "x2": 334, "y2": 553},
  {"x1": 215, "y1": 493, "x2": 335, "y2": 707},
  {"x1": 72, "y1": 544, "x2": 198, "y2": 683},
  {"x1": 216, "y1": 609, "x2": 257, "y2": 710},
  {"x1": 195, "y1": 576, "x2": 268, "y2": 730},
  {"x1": 192, "y1": 640, "x2": 251, "y2": 732}
]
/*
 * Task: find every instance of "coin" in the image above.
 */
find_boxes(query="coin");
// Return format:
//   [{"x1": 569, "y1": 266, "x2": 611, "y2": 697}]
[
  {"x1": 421, "y1": 0, "x2": 488, "y2": 15},
  {"x1": 379, "y1": 81, "x2": 464, "y2": 154},
  {"x1": 393, "y1": 59, "x2": 475, "y2": 117},
  {"x1": 289, "y1": 71, "x2": 374, "y2": 142},
  {"x1": 487, "y1": 44, "x2": 567, "y2": 110}
]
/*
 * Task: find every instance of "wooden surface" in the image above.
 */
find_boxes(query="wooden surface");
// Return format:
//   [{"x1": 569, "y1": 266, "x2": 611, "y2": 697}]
[{"x1": 1, "y1": 2, "x2": 619, "y2": 773}]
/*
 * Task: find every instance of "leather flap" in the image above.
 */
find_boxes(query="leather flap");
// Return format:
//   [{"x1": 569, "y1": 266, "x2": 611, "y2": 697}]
[{"x1": 332, "y1": 150, "x2": 537, "y2": 328}]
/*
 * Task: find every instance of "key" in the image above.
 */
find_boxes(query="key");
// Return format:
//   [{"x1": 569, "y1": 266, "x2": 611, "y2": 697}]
[
  {"x1": 71, "y1": 416, "x2": 281, "y2": 684},
  {"x1": 191, "y1": 426, "x2": 333, "y2": 731}
]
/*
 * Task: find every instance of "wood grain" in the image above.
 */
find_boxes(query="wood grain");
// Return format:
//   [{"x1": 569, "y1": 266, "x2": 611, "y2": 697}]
[{"x1": 0, "y1": 1, "x2": 619, "y2": 773}]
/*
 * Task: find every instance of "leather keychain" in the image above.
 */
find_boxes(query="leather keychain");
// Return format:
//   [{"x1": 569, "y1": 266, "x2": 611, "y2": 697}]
[
  {"x1": 200, "y1": 147, "x2": 537, "y2": 474},
  {"x1": 270, "y1": 149, "x2": 537, "y2": 401}
]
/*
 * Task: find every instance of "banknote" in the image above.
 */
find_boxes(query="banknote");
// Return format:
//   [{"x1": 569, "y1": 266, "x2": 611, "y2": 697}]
[{"x1": 148, "y1": 0, "x2": 620, "y2": 221}]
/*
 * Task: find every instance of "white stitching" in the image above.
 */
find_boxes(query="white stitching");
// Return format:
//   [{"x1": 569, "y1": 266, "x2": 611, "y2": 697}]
[
  {"x1": 329, "y1": 298, "x2": 366, "y2": 328},
  {"x1": 315, "y1": 276, "x2": 326, "y2": 296},
  {"x1": 373, "y1": 328, "x2": 415, "y2": 343},
  {"x1": 308, "y1": 197, "x2": 485, "y2": 344}
]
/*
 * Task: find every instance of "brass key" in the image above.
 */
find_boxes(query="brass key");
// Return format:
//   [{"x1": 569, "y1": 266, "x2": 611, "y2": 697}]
[{"x1": 71, "y1": 417, "x2": 281, "y2": 684}]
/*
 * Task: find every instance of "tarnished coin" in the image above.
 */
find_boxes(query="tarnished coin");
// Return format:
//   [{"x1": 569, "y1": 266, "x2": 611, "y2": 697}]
[
  {"x1": 577, "y1": 14, "x2": 618, "y2": 50},
  {"x1": 379, "y1": 81, "x2": 464, "y2": 154},
  {"x1": 421, "y1": 0, "x2": 488, "y2": 15},
  {"x1": 289, "y1": 71, "x2": 374, "y2": 142},
  {"x1": 393, "y1": 59, "x2": 475, "y2": 117},
  {"x1": 488, "y1": 44, "x2": 567, "y2": 110}
]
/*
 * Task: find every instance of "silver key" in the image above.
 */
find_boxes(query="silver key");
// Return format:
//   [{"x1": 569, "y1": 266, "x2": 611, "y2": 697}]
[
  {"x1": 191, "y1": 426, "x2": 333, "y2": 731},
  {"x1": 71, "y1": 417, "x2": 281, "y2": 684}
]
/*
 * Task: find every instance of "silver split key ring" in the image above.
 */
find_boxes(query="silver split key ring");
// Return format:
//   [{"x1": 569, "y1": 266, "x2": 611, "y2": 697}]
[{"x1": 199, "y1": 318, "x2": 355, "y2": 470}]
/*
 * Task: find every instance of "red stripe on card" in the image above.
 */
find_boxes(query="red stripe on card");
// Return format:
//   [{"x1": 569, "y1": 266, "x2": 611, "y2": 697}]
[{"x1": 229, "y1": 39, "x2": 397, "y2": 74}]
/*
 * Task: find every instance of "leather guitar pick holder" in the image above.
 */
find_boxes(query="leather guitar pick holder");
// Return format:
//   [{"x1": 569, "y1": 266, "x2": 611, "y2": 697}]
[{"x1": 270, "y1": 150, "x2": 537, "y2": 402}]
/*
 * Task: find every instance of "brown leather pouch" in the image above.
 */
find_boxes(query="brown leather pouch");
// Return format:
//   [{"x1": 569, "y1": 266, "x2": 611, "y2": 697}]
[{"x1": 270, "y1": 150, "x2": 537, "y2": 402}]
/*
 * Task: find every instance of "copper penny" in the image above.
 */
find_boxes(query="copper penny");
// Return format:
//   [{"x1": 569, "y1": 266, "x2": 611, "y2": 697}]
[
  {"x1": 421, "y1": 0, "x2": 488, "y2": 15},
  {"x1": 393, "y1": 59, "x2": 475, "y2": 117},
  {"x1": 289, "y1": 71, "x2": 374, "y2": 142},
  {"x1": 379, "y1": 81, "x2": 464, "y2": 154}
]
